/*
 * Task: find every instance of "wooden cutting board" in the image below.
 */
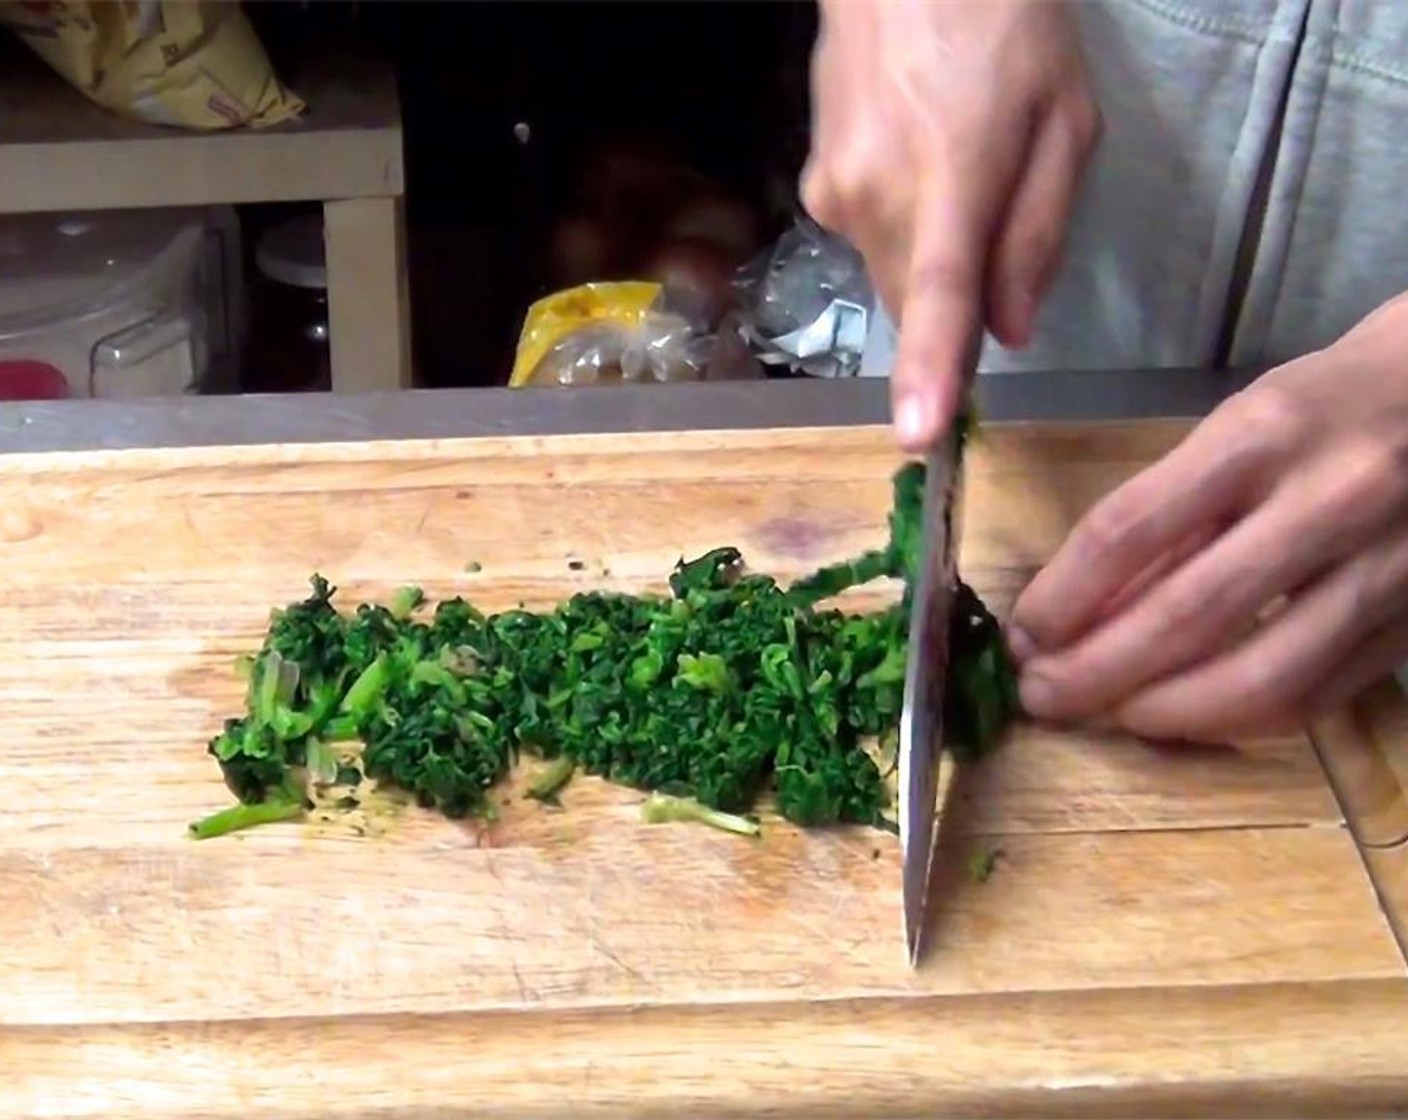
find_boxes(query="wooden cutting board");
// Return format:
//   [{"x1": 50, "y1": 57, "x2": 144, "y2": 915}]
[{"x1": 2, "y1": 418, "x2": 1406, "y2": 1118}]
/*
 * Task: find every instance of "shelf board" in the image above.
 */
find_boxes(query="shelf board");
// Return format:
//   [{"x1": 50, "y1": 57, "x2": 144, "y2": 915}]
[{"x1": 0, "y1": 49, "x2": 403, "y2": 214}]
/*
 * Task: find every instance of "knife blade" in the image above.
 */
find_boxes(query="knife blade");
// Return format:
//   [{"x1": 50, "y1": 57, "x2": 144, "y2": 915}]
[{"x1": 898, "y1": 421, "x2": 964, "y2": 967}]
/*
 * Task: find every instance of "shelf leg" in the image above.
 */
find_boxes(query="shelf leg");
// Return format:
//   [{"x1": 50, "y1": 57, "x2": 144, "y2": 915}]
[{"x1": 323, "y1": 196, "x2": 413, "y2": 392}]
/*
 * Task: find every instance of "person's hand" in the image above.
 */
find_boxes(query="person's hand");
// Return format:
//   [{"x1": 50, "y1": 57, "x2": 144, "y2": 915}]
[
  {"x1": 801, "y1": 0, "x2": 1101, "y2": 451},
  {"x1": 1008, "y1": 292, "x2": 1408, "y2": 743}
]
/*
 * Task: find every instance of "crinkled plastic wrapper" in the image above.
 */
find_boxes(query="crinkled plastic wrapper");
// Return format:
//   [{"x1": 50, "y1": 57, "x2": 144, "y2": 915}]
[
  {"x1": 732, "y1": 215, "x2": 874, "y2": 379},
  {"x1": 0, "y1": 0, "x2": 304, "y2": 130},
  {"x1": 509, "y1": 281, "x2": 761, "y2": 388}
]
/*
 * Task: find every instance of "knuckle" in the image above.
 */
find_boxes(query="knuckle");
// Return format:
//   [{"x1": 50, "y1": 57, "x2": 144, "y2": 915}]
[
  {"x1": 1078, "y1": 495, "x2": 1145, "y2": 560},
  {"x1": 1335, "y1": 437, "x2": 1406, "y2": 512},
  {"x1": 1346, "y1": 290, "x2": 1408, "y2": 340},
  {"x1": 799, "y1": 165, "x2": 842, "y2": 228},
  {"x1": 826, "y1": 157, "x2": 879, "y2": 214},
  {"x1": 801, "y1": 155, "x2": 880, "y2": 232},
  {"x1": 1148, "y1": 581, "x2": 1209, "y2": 638},
  {"x1": 1222, "y1": 384, "x2": 1310, "y2": 458}
]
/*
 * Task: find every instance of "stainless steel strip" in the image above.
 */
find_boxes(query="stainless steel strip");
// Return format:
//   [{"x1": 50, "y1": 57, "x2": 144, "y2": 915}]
[
  {"x1": 975, "y1": 365, "x2": 1259, "y2": 424},
  {"x1": 0, "y1": 366, "x2": 1264, "y2": 456}
]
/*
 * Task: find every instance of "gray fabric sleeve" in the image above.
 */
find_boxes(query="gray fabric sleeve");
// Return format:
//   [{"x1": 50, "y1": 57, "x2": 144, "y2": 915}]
[
  {"x1": 860, "y1": 0, "x2": 1408, "y2": 380},
  {"x1": 1231, "y1": 1, "x2": 1408, "y2": 366}
]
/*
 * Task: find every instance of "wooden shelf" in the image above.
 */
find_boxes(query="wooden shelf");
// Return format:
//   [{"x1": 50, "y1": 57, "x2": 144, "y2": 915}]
[
  {"x1": 0, "y1": 47, "x2": 411, "y2": 393},
  {"x1": 0, "y1": 50, "x2": 403, "y2": 211}
]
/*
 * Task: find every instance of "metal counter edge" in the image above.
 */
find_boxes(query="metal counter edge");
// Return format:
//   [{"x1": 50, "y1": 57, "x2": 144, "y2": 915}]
[{"x1": 0, "y1": 367, "x2": 1261, "y2": 456}]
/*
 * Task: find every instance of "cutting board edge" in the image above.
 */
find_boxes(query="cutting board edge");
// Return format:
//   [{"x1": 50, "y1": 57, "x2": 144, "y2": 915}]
[
  {"x1": 7, "y1": 977, "x2": 1408, "y2": 1120},
  {"x1": 0, "y1": 415, "x2": 1204, "y2": 477},
  {"x1": 0, "y1": 422, "x2": 897, "y2": 475}
]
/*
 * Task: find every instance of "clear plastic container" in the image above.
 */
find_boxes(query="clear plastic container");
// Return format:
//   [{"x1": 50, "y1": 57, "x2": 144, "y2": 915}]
[{"x1": 0, "y1": 207, "x2": 211, "y2": 400}]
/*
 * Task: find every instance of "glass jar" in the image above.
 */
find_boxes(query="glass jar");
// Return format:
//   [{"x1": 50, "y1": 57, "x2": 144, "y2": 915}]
[{"x1": 241, "y1": 213, "x2": 331, "y2": 393}]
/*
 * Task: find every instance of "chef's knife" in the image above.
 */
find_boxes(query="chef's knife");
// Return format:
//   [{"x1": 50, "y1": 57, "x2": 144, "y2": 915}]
[
  {"x1": 898, "y1": 423, "x2": 963, "y2": 967},
  {"x1": 896, "y1": 316, "x2": 979, "y2": 968}
]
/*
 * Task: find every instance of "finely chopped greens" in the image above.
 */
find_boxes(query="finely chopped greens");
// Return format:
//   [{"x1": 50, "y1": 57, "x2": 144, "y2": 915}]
[{"x1": 189, "y1": 457, "x2": 1020, "y2": 840}]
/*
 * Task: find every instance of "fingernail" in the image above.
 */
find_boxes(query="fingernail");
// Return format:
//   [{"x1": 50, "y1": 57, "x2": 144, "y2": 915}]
[
  {"x1": 1019, "y1": 671, "x2": 1058, "y2": 717},
  {"x1": 895, "y1": 393, "x2": 931, "y2": 450},
  {"x1": 1006, "y1": 625, "x2": 1038, "y2": 664}
]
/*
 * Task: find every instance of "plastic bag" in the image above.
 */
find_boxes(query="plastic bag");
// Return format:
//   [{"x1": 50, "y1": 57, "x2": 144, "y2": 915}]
[
  {"x1": 732, "y1": 214, "x2": 874, "y2": 378},
  {"x1": 0, "y1": 1, "x2": 304, "y2": 130},
  {"x1": 509, "y1": 281, "x2": 761, "y2": 388}
]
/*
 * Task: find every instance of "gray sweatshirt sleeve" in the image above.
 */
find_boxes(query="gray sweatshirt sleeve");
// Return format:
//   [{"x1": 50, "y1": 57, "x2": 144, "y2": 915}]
[{"x1": 860, "y1": 0, "x2": 1408, "y2": 380}]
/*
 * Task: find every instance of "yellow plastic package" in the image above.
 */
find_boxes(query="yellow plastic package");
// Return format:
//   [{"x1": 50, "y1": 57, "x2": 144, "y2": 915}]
[
  {"x1": 0, "y1": 0, "x2": 304, "y2": 130},
  {"x1": 509, "y1": 281, "x2": 660, "y2": 388},
  {"x1": 509, "y1": 280, "x2": 762, "y2": 388}
]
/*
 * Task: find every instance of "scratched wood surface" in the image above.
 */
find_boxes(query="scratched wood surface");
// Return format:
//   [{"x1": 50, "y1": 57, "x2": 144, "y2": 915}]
[{"x1": 1, "y1": 419, "x2": 1406, "y2": 1118}]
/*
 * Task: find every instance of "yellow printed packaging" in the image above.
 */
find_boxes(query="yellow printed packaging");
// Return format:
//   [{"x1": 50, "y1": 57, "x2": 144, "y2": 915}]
[
  {"x1": 0, "y1": 0, "x2": 304, "y2": 130},
  {"x1": 509, "y1": 281, "x2": 663, "y2": 388}
]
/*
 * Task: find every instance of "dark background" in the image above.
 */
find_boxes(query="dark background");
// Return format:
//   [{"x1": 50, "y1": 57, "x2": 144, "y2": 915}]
[{"x1": 243, "y1": 0, "x2": 819, "y2": 390}]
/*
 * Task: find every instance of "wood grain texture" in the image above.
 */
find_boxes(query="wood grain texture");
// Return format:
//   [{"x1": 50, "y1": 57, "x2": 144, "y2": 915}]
[
  {"x1": 4, "y1": 824, "x2": 1396, "y2": 1028},
  {"x1": 8, "y1": 981, "x2": 1408, "y2": 1120},
  {"x1": 1, "y1": 420, "x2": 1404, "y2": 1117}
]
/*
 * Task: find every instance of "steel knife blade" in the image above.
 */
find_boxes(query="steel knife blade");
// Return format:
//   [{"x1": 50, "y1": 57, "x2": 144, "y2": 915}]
[{"x1": 898, "y1": 423, "x2": 964, "y2": 968}]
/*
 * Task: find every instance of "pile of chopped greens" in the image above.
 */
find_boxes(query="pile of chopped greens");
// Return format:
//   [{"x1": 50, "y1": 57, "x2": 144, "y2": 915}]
[{"x1": 190, "y1": 456, "x2": 1021, "y2": 841}]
